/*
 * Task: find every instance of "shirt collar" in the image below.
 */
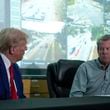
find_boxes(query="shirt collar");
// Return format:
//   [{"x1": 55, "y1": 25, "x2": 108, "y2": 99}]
[
  {"x1": 96, "y1": 58, "x2": 109, "y2": 70},
  {"x1": 0, "y1": 53, "x2": 11, "y2": 69}
]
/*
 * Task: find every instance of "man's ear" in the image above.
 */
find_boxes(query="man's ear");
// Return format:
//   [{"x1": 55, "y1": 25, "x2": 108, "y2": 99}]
[{"x1": 9, "y1": 47, "x2": 15, "y2": 54}]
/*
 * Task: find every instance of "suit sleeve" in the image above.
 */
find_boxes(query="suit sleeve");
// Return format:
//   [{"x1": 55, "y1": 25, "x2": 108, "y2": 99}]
[{"x1": 14, "y1": 64, "x2": 26, "y2": 98}]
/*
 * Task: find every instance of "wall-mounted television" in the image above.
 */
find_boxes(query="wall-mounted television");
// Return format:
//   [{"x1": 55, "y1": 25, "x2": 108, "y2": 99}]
[{"x1": 1, "y1": 0, "x2": 110, "y2": 68}]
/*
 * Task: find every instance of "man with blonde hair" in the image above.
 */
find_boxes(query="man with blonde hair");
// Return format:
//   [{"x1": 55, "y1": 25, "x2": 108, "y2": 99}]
[{"x1": 0, "y1": 28, "x2": 28, "y2": 100}]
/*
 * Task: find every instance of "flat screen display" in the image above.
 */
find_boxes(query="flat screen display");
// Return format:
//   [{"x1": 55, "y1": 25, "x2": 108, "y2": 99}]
[{"x1": 2, "y1": 0, "x2": 110, "y2": 68}]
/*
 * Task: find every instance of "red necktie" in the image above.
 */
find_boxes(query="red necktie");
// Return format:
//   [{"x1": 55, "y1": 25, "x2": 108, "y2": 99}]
[{"x1": 9, "y1": 65, "x2": 18, "y2": 100}]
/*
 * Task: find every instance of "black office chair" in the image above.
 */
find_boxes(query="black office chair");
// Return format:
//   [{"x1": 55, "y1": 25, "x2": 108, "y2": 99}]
[{"x1": 46, "y1": 59, "x2": 84, "y2": 98}]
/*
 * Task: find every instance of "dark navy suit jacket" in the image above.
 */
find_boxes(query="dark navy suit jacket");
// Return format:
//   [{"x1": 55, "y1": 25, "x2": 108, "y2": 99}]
[{"x1": 0, "y1": 55, "x2": 25, "y2": 100}]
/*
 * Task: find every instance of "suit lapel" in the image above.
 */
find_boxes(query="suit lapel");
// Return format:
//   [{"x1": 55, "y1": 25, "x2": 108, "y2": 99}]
[{"x1": 0, "y1": 55, "x2": 10, "y2": 96}]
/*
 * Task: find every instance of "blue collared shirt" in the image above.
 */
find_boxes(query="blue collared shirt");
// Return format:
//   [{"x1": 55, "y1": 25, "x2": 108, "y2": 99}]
[{"x1": 69, "y1": 59, "x2": 110, "y2": 97}]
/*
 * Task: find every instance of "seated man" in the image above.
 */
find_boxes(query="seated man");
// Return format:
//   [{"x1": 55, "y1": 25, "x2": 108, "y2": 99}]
[
  {"x1": 70, "y1": 34, "x2": 110, "y2": 97},
  {"x1": 0, "y1": 28, "x2": 28, "y2": 100}
]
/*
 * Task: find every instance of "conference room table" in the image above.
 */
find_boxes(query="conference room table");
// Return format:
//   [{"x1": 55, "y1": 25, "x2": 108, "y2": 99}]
[{"x1": 0, "y1": 96, "x2": 110, "y2": 110}]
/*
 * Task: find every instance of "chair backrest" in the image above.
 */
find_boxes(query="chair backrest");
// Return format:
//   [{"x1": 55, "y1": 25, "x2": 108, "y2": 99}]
[{"x1": 46, "y1": 59, "x2": 84, "y2": 97}]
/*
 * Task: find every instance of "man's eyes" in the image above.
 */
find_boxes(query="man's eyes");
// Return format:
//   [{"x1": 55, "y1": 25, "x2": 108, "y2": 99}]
[{"x1": 100, "y1": 48, "x2": 110, "y2": 51}]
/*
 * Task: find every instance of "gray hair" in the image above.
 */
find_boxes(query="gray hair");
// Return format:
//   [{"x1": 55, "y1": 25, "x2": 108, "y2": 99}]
[
  {"x1": 97, "y1": 34, "x2": 110, "y2": 49},
  {"x1": 0, "y1": 28, "x2": 28, "y2": 53}
]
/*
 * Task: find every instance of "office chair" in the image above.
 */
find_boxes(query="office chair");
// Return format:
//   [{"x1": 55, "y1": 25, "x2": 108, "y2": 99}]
[{"x1": 46, "y1": 59, "x2": 84, "y2": 98}]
